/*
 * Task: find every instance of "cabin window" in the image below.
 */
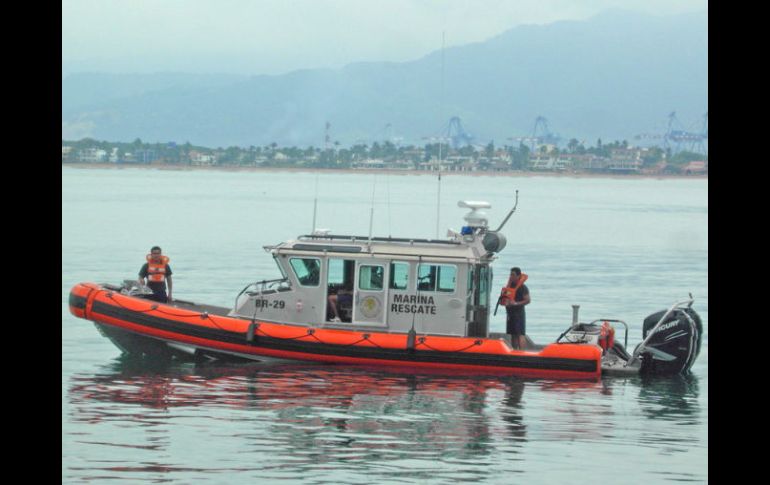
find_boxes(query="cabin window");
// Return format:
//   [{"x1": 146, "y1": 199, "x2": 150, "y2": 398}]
[
  {"x1": 438, "y1": 266, "x2": 457, "y2": 292},
  {"x1": 389, "y1": 262, "x2": 409, "y2": 290},
  {"x1": 328, "y1": 258, "x2": 355, "y2": 288},
  {"x1": 478, "y1": 265, "x2": 490, "y2": 306},
  {"x1": 467, "y1": 265, "x2": 475, "y2": 294},
  {"x1": 417, "y1": 264, "x2": 457, "y2": 292},
  {"x1": 289, "y1": 258, "x2": 321, "y2": 287},
  {"x1": 359, "y1": 265, "x2": 384, "y2": 291}
]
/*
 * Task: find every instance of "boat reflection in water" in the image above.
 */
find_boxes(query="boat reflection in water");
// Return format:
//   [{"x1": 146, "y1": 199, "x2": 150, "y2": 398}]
[
  {"x1": 638, "y1": 374, "x2": 700, "y2": 416},
  {"x1": 67, "y1": 358, "x2": 701, "y2": 469}
]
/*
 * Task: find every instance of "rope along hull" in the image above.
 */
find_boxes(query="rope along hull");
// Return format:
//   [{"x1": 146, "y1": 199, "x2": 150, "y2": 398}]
[{"x1": 70, "y1": 283, "x2": 601, "y2": 379}]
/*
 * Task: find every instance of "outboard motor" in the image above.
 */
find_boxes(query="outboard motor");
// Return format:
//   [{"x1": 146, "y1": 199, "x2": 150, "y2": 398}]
[{"x1": 638, "y1": 307, "x2": 702, "y2": 376}]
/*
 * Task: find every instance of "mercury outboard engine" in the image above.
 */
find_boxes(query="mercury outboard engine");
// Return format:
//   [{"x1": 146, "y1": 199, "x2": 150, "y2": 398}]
[
  {"x1": 637, "y1": 306, "x2": 702, "y2": 376},
  {"x1": 559, "y1": 297, "x2": 703, "y2": 377}
]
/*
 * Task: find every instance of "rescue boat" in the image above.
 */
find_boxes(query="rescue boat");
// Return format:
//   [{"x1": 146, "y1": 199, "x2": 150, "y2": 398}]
[{"x1": 68, "y1": 198, "x2": 702, "y2": 379}]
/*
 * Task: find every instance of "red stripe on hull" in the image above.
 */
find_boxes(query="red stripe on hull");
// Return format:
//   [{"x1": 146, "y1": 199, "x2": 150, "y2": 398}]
[
  {"x1": 69, "y1": 306, "x2": 86, "y2": 319},
  {"x1": 90, "y1": 311, "x2": 601, "y2": 380}
]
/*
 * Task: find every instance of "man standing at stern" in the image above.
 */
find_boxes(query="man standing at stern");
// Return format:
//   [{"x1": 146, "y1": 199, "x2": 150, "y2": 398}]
[{"x1": 504, "y1": 267, "x2": 530, "y2": 350}]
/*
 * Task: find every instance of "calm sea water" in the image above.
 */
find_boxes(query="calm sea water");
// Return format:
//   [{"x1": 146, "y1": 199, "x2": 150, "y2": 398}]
[{"x1": 62, "y1": 166, "x2": 708, "y2": 484}]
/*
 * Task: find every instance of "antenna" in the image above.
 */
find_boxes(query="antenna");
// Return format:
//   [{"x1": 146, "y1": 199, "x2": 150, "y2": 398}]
[
  {"x1": 436, "y1": 30, "x2": 446, "y2": 239},
  {"x1": 407, "y1": 255, "x2": 422, "y2": 351},
  {"x1": 493, "y1": 190, "x2": 520, "y2": 232},
  {"x1": 386, "y1": 172, "x2": 392, "y2": 237},
  {"x1": 436, "y1": 171, "x2": 442, "y2": 238},
  {"x1": 311, "y1": 173, "x2": 319, "y2": 232},
  {"x1": 368, "y1": 175, "x2": 377, "y2": 243}
]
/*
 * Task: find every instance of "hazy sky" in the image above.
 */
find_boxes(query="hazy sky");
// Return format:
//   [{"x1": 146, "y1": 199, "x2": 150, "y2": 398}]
[{"x1": 62, "y1": 0, "x2": 707, "y2": 76}]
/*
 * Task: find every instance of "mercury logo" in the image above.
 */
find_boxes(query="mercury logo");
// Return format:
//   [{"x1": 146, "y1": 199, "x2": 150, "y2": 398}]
[{"x1": 653, "y1": 321, "x2": 680, "y2": 334}]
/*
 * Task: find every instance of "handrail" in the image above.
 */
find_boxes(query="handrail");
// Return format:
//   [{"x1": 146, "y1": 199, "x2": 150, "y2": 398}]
[
  {"x1": 589, "y1": 319, "x2": 629, "y2": 349},
  {"x1": 234, "y1": 278, "x2": 289, "y2": 308},
  {"x1": 625, "y1": 297, "x2": 694, "y2": 367},
  {"x1": 297, "y1": 234, "x2": 461, "y2": 245}
]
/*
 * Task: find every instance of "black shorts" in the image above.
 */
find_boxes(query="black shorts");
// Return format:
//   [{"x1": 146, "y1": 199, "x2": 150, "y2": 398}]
[
  {"x1": 147, "y1": 282, "x2": 167, "y2": 303},
  {"x1": 506, "y1": 307, "x2": 526, "y2": 335},
  {"x1": 147, "y1": 292, "x2": 168, "y2": 303}
]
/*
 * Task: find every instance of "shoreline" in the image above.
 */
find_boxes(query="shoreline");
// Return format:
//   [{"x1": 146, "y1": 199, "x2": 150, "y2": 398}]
[{"x1": 62, "y1": 163, "x2": 708, "y2": 181}]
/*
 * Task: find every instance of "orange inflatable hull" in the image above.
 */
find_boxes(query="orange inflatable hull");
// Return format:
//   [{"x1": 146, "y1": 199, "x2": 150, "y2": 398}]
[{"x1": 69, "y1": 282, "x2": 602, "y2": 380}]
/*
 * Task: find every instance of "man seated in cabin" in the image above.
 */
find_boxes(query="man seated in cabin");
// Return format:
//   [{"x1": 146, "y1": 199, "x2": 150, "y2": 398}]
[{"x1": 328, "y1": 284, "x2": 353, "y2": 323}]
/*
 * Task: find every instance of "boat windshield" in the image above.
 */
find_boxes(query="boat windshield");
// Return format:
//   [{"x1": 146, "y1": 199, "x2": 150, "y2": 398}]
[{"x1": 273, "y1": 255, "x2": 288, "y2": 280}]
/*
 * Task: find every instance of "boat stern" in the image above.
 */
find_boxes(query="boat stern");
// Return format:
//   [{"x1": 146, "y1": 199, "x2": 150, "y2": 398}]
[{"x1": 538, "y1": 342, "x2": 603, "y2": 379}]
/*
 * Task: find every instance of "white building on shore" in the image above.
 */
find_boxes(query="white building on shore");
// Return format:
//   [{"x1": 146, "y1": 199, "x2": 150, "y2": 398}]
[{"x1": 78, "y1": 148, "x2": 108, "y2": 163}]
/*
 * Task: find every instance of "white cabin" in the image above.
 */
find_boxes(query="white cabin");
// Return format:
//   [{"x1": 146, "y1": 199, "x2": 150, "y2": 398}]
[{"x1": 230, "y1": 201, "x2": 509, "y2": 338}]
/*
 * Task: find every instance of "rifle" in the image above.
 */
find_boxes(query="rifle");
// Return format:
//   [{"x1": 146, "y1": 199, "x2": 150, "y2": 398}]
[{"x1": 493, "y1": 291, "x2": 504, "y2": 316}]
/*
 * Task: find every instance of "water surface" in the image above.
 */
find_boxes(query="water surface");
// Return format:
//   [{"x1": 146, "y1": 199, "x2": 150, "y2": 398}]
[{"x1": 62, "y1": 167, "x2": 707, "y2": 483}]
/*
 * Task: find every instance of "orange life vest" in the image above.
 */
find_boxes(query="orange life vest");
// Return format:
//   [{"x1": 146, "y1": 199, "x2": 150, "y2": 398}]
[
  {"x1": 500, "y1": 273, "x2": 528, "y2": 306},
  {"x1": 598, "y1": 321, "x2": 616, "y2": 353},
  {"x1": 145, "y1": 254, "x2": 170, "y2": 283}
]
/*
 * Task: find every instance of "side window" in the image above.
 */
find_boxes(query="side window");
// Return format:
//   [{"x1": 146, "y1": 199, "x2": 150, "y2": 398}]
[
  {"x1": 327, "y1": 259, "x2": 345, "y2": 285},
  {"x1": 289, "y1": 258, "x2": 321, "y2": 287},
  {"x1": 359, "y1": 265, "x2": 384, "y2": 291},
  {"x1": 478, "y1": 265, "x2": 490, "y2": 306},
  {"x1": 467, "y1": 265, "x2": 475, "y2": 294},
  {"x1": 328, "y1": 258, "x2": 355, "y2": 290},
  {"x1": 417, "y1": 264, "x2": 436, "y2": 291},
  {"x1": 417, "y1": 264, "x2": 456, "y2": 292},
  {"x1": 389, "y1": 262, "x2": 409, "y2": 290},
  {"x1": 437, "y1": 265, "x2": 456, "y2": 292}
]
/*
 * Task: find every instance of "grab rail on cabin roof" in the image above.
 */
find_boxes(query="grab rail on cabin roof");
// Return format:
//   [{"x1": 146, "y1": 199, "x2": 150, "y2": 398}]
[
  {"x1": 235, "y1": 278, "x2": 290, "y2": 308},
  {"x1": 297, "y1": 234, "x2": 462, "y2": 245}
]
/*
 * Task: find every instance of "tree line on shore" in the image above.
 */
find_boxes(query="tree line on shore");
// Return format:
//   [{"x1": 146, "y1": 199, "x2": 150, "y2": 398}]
[{"x1": 62, "y1": 137, "x2": 707, "y2": 172}]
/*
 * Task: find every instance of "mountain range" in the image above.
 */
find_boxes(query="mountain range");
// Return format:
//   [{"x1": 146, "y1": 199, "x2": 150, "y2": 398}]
[{"x1": 61, "y1": 9, "x2": 708, "y2": 148}]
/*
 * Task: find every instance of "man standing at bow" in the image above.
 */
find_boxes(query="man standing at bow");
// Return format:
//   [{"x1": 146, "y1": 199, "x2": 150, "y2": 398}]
[{"x1": 138, "y1": 246, "x2": 173, "y2": 303}]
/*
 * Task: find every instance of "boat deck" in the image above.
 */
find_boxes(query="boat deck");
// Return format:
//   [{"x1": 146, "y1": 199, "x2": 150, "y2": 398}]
[{"x1": 167, "y1": 298, "x2": 233, "y2": 317}]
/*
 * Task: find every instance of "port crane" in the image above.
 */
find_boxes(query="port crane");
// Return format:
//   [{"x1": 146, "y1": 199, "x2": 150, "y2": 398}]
[
  {"x1": 635, "y1": 112, "x2": 708, "y2": 154},
  {"x1": 508, "y1": 116, "x2": 561, "y2": 151}
]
